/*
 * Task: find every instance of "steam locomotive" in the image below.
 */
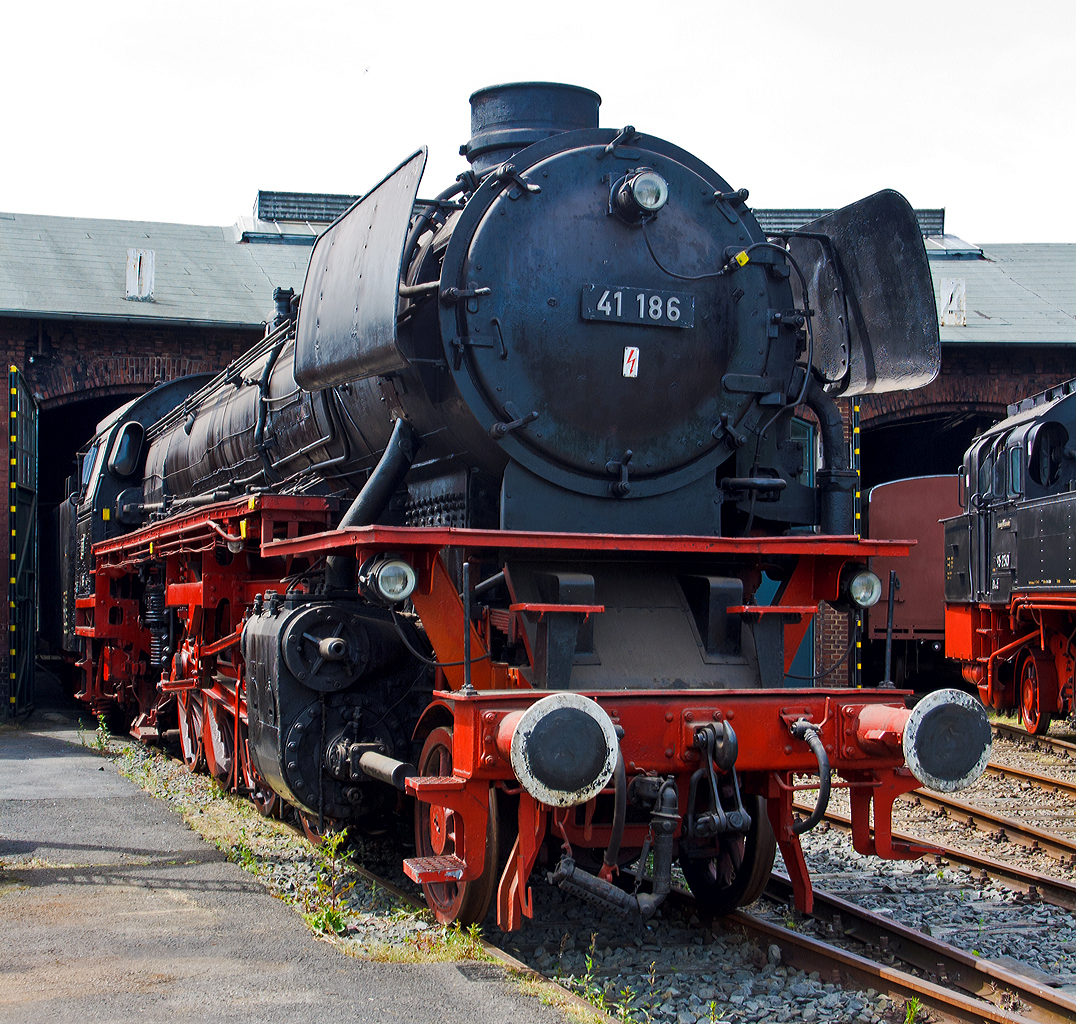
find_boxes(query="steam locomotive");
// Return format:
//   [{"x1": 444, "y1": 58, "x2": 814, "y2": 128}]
[
  {"x1": 62, "y1": 82, "x2": 992, "y2": 930},
  {"x1": 945, "y1": 378, "x2": 1076, "y2": 733}
]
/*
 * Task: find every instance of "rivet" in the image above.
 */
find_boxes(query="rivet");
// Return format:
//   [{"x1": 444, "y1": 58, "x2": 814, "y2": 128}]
[
  {"x1": 664, "y1": 748, "x2": 673, "y2": 758},
  {"x1": 712, "y1": 711, "x2": 722, "y2": 720},
  {"x1": 665, "y1": 712, "x2": 674, "y2": 722},
  {"x1": 726, "y1": 710, "x2": 735, "y2": 720},
  {"x1": 685, "y1": 711, "x2": 694, "y2": 722},
  {"x1": 784, "y1": 745, "x2": 792, "y2": 754}
]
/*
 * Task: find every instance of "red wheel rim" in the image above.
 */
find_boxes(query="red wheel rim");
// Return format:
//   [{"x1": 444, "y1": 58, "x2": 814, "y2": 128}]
[
  {"x1": 413, "y1": 726, "x2": 498, "y2": 926},
  {"x1": 176, "y1": 689, "x2": 205, "y2": 770},
  {"x1": 203, "y1": 698, "x2": 234, "y2": 783},
  {"x1": 241, "y1": 736, "x2": 279, "y2": 818},
  {"x1": 1020, "y1": 657, "x2": 1049, "y2": 735}
]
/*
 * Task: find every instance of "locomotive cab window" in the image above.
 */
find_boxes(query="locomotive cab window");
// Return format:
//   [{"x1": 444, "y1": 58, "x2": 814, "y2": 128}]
[
  {"x1": 1008, "y1": 445, "x2": 1023, "y2": 496},
  {"x1": 976, "y1": 440, "x2": 996, "y2": 503},
  {"x1": 1028, "y1": 421, "x2": 1068, "y2": 488}
]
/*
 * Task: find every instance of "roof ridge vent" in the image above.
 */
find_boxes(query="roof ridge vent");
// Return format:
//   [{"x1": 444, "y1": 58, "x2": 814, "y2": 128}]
[{"x1": 125, "y1": 248, "x2": 155, "y2": 302}]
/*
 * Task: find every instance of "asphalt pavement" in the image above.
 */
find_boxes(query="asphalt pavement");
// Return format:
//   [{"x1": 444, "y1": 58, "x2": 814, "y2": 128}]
[{"x1": 0, "y1": 679, "x2": 568, "y2": 1024}]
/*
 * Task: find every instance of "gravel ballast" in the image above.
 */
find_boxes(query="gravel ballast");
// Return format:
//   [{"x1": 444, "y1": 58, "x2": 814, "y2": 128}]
[{"x1": 110, "y1": 722, "x2": 1076, "y2": 1024}]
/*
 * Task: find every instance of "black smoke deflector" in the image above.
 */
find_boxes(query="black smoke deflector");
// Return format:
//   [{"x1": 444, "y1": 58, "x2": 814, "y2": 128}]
[
  {"x1": 784, "y1": 189, "x2": 940, "y2": 396},
  {"x1": 295, "y1": 148, "x2": 427, "y2": 390}
]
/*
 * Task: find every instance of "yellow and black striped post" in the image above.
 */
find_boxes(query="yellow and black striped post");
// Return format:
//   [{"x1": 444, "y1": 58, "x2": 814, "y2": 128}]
[
  {"x1": 8, "y1": 364, "x2": 17, "y2": 713},
  {"x1": 851, "y1": 401, "x2": 862, "y2": 687}
]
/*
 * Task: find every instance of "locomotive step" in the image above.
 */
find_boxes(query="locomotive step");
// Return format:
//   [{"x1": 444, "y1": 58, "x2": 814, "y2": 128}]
[
  {"x1": 405, "y1": 775, "x2": 467, "y2": 795},
  {"x1": 403, "y1": 854, "x2": 467, "y2": 884}
]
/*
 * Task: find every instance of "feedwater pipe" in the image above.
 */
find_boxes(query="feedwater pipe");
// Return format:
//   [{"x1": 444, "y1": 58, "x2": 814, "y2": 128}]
[{"x1": 325, "y1": 418, "x2": 418, "y2": 590}]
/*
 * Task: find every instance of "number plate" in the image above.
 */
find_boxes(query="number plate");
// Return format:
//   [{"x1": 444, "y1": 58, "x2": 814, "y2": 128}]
[{"x1": 581, "y1": 284, "x2": 694, "y2": 328}]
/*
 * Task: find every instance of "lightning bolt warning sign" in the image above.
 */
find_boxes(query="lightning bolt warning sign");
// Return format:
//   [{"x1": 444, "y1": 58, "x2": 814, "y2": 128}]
[{"x1": 622, "y1": 346, "x2": 639, "y2": 378}]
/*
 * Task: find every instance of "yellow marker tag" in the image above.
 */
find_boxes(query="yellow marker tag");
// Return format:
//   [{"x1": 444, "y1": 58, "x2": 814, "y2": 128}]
[
  {"x1": 9, "y1": 388, "x2": 16, "y2": 395},
  {"x1": 240, "y1": 520, "x2": 248, "y2": 539},
  {"x1": 9, "y1": 458, "x2": 16, "y2": 466},
  {"x1": 734, "y1": 250, "x2": 750, "y2": 267},
  {"x1": 248, "y1": 497, "x2": 256, "y2": 510},
  {"x1": 9, "y1": 436, "x2": 15, "y2": 444},
  {"x1": 102, "y1": 507, "x2": 110, "y2": 521},
  {"x1": 8, "y1": 365, "x2": 16, "y2": 373},
  {"x1": 9, "y1": 577, "x2": 14, "y2": 585},
  {"x1": 9, "y1": 553, "x2": 14, "y2": 561},
  {"x1": 9, "y1": 623, "x2": 15, "y2": 631},
  {"x1": 8, "y1": 412, "x2": 14, "y2": 419},
  {"x1": 149, "y1": 542, "x2": 154, "y2": 556}
]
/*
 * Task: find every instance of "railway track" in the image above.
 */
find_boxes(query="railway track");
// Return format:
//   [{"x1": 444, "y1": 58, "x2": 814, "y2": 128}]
[
  {"x1": 146, "y1": 741, "x2": 1074, "y2": 1024},
  {"x1": 986, "y1": 762, "x2": 1076, "y2": 800},
  {"x1": 901, "y1": 790, "x2": 1076, "y2": 865},
  {"x1": 993, "y1": 723, "x2": 1076, "y2": 757},
  {"x1": 758, "y1": 873, "x2": 1076, "y2": 1024},
  {"x1": 336, "y1": 833, "x2": 1076, "y2": 1024}
]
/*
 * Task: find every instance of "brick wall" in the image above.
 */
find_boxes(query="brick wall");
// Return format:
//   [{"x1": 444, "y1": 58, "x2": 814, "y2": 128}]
[
  {"x1": 1, "y1": 315, "x2": 260, "y2": 712},
  {"x1": 859, "y1": 345, "x2": 1076, "y2": 427},
  {"x1": 1, "y1": 317, "x2": 259, "y2": 408}
]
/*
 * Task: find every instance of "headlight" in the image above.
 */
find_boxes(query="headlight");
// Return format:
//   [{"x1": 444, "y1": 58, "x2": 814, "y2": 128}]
[
  {"x1": 629, "y1": 171, "x2": 668, "y2": 212},
  {"x1": 615, "y1": 169, "x2": 669, "y2": 220},
  {"x1": 359, "y1": 555, "x2": 416, "y2": 605},
  {"x1": 848, "y1": 570, "x2": 882, "y2": 608}
]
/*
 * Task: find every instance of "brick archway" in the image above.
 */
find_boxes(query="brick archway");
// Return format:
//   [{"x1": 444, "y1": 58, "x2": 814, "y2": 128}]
[
  {"x1": 860, "y1": 400, "x2": 1007, "y2": 431},
  {"x1": 29, "y1": 354, "x2": 223, "y2": 408},
  {"x1": 38, "y1": 383, "x2": 147, "y2": 413}
]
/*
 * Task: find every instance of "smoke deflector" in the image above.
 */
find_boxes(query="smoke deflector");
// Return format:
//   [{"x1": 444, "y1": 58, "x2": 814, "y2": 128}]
[
  {"x1": 785, "y1": 190, "x2": 941, "y2": 396},
  {"x1": 294, "y1": 148, "x2": 427, "y2": 390}
]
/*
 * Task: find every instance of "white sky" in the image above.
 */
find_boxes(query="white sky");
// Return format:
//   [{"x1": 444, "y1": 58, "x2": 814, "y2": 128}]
[{"x1": 2, "y1": 1, "x2": 1073, "y2": 243}]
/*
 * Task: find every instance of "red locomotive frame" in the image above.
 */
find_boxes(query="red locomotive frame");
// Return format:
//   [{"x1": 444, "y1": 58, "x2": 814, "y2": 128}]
[
  {"x1": 77, "y1": 494, "x2": 935, "y2": 930},
  {"x1": 947, "y1": 595, "x2": 1076, "y2": 735}
]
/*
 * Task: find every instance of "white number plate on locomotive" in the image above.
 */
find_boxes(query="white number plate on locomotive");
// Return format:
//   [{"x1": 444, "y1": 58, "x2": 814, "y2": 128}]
[{"x1": 581, "y1": 285, "x2": 694, "y2": 328}]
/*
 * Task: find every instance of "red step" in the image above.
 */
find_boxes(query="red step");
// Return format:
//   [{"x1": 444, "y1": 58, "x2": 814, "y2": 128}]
[
  {"x1": 403, "y1": 854, "x2": 466, "y2": 884},
  {"x1": 405, "y1": 775, "x2": 466, "y2": 796}
]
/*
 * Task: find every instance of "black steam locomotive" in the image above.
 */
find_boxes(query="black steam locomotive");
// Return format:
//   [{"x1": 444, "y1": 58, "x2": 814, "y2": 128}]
[
  {"x1": 62, "y1": 83, "x2": 990, "y2": 930},
  {"x1": 945, "y1": 378, "x2": 1076, "y2": 732}
]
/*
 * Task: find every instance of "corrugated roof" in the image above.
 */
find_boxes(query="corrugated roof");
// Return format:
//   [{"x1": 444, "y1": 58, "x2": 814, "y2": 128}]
[
  {"x1": 755, "y1": 208, "x2": 944, "y2": 237},
  {"x1": 0, "y1": 211, "x2": 311, "y2": 327},
  {"x1": 255, "y1": 191, "x2": 358, "y2": 223},
  {"x1": 1, "y1": 209, "x2": 1072, "y2": 346},
  {"x1": 934, "y1": 244, "x2": 1076, "y2": 345}
]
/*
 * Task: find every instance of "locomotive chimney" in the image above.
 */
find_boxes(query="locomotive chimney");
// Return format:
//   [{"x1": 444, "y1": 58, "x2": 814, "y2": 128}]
[
  {"x1": 464, "y1": 82, "x2": 601, "y2": 174},
  {"x1": 271, "y1": 286, "x2": 295, "y2": 329}
]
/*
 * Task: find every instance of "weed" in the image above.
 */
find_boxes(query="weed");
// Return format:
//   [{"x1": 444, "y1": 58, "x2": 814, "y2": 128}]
[
  {"x1": 904, "y1": 996, "x2": 922, "y2": 1024},
  {"x1": 311, "y1": 829, "x2": 354, "y2": 922},
  {"x1": 91, "y1": 712, "x2": 110, "y2": 752},
  {"x1": 612, "y1": 983, "x2": 636, "y2": 1022},
  {"x1": 361, "y1": 919, "x2": 490, "y2": 963}
]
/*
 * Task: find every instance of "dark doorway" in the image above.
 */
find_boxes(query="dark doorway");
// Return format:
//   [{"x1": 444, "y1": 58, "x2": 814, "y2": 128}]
[
  {"x1": 860, "y1": 410, "x2": 1000, "y2": 494},
  {"x1": 37, "y1": 391, "x2": 144, "y2": 656}
]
